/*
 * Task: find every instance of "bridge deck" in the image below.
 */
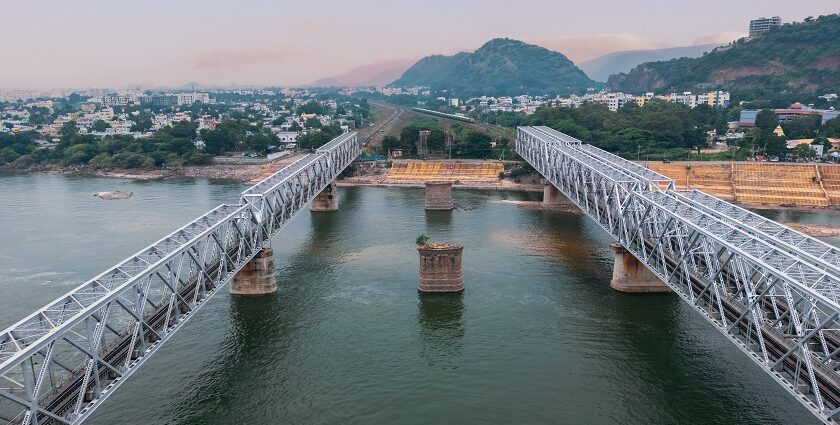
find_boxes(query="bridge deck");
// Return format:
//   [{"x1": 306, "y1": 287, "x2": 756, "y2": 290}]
[
  {"x1": 0, "y1": 132, "x2": 361, "y2": 425},
  {"x1": 516, "y1": 126, "x2": 840, "y2": 424}
]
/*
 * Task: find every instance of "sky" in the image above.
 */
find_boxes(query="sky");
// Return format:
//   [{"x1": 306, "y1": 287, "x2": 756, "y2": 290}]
[{"x1": 1, "y1": 0, "x2": 838, "y2": 89}]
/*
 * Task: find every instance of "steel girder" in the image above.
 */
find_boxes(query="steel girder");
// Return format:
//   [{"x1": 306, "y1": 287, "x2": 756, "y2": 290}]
[
  {"x1": 0, "y1": 133, "x2": 360, "y2": 424},
  {"x1": 516, "y1": 126, "x2": 840, "y2": 423}
]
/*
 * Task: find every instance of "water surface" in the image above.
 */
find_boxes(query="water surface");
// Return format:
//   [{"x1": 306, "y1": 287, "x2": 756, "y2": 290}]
[{"x1": 0, "y1": 174, "x2": 823, "y2": 424}]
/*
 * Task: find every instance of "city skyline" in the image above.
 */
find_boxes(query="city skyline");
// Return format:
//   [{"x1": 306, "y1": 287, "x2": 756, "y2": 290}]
[{"x1": 1, "y1": 0, "x2": 838, "y2": 89}]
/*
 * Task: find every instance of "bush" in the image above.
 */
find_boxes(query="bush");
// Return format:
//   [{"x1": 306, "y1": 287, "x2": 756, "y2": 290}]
[
  {"x1": 184, "y1": 151, "x2": 213, "y2": 165},
  {"x1": 89, "y1": 153, "x2": 113, "y2": 168},
  {"x1": 11, "y1": 154, "x2": 35, "y2": 168},
  {"x1": 0, "y1": 147, "x2": 20, "y2": 164}
]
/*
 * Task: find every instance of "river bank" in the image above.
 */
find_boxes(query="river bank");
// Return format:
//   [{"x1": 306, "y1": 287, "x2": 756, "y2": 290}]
[
  {"x1": 335, "y1": 178, "x2": 543, "y2": 192},
  {"x1": 0, "y1": 154, "x2": 310, "y2": 183}
]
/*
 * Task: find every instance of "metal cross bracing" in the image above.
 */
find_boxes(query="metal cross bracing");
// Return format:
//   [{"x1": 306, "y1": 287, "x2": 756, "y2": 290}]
[
  {"x1": 0, "y1": 132, "x2": 361, "y2": 425},
  {"x1": 516, "y1": 126, "x2": 840, "y2": 423}
]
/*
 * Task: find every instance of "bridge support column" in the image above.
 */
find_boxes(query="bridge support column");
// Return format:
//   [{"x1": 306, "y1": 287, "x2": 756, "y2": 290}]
[
  {"x1": 230, "y1": 248, "x2": 277, "y2": 295},
  {"x1": 418, "y1": 243, "x2": 464, "y2": 293},
  {"x1": 311, "y1": 183, "x2": 338, "y2": 212},
  {"x1": 425, "y1": 181, "x2": 454, "y2": 210},
  {"x1": 543, "y1": 179, "x2": 562, "y2": 205},
  {"x1": 609, "y1": 243, "x2": 671, "y2": 293}
]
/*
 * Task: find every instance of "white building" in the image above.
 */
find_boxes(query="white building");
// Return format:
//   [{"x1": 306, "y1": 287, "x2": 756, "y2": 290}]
[{"x1": 176, "y1": 93, "x2": 210, "y2": 105}]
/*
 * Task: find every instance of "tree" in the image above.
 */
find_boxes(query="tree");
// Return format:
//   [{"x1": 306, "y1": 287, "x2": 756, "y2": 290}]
[
  {"x1": 757, "y1": 131, "x2": 787, "y2": 157},
  {"x1": 297, "y1": 124, "x2": 343, "y2": 150},
  {"x1": 246, "y1": 133, "x2": 276, "y2": 153},
  {"x1": 199, "y1": 120, "x2": 249, "y2": 154},
  {"x1": 297, "y1": 101, "x2": 324, "y2": 115},
  {"x1": 461, "y1": 132, "x2": 492, "y2": 158},
  {"x1": 382, "y1": 135, "x2": 400, "y2": 154},
  {"x1": 781, "y1": 115, "x2": 820, "y2": 139},
  {"x1": 813, "y1": 136, "x2": 833, "y2": 153},
  {"x1": 824, "y1": 117, "x2": 840, "y2": 138},
  {"x1": 755, "y1": 109, "x2": 779, "y2": 131},
  {"x1": 61, "y1": 121, "x2": 79, "y2": 138},
  {"x1": 92, "y1": 120, "x2": 110, "y2": 132},
  {"x1": 130, "y1": 117, "x2": 153, "y2": 132},
  {"x1": 305, "y1": 118, "x2": 322, "y2": 129},
  {"x1": 162, "y1": 121, "x2": 198, "y2": 140},
  {"x1": 792, "y1": 143, "x2": 816, "y2": 159}
]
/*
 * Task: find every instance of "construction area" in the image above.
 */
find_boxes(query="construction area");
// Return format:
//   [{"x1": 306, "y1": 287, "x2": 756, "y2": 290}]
[
  {"x1": 385, "y1": 161, "x2": 504, "y2": 183},
  {"x1": 645, "y1": 162, "x2": 840, "y2": 208}
]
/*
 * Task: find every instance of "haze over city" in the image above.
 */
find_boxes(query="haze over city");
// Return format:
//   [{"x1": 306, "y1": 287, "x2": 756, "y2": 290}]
[
  {"x1": 4, "y1": 0, "x2": 840, "y2": 423},
  {"x1": 2, "y1": 0, "x2": 838, "y2": 89}
]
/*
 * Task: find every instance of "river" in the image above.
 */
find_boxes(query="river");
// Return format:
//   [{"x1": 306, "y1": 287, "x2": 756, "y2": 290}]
[{"x1": 1, "y1": 173, "x2": 836, "y2": 424}]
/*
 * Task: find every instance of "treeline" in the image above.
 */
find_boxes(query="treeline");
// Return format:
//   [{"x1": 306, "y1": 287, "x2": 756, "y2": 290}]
[
  {"x1": 0, "y1": 122, "x2": 216, "y2": 169},
  {"x1": 525, "y1": 100, "x2": 727, "y2": 159},
  {"x1": 519, "y1": 100, "x2": 840, "y2": 160},
  {"x1": 379, "y1": 118, "x2": 510, "y2": 159}
]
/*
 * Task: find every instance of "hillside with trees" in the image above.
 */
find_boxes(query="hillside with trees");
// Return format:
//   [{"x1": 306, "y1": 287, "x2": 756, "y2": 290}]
[
  {"x1": 393, "y1": 38, "x2": 598, "y2": 96},
  {"x1": 608, "y1": 14, "x2": 840, "y2": 99}
]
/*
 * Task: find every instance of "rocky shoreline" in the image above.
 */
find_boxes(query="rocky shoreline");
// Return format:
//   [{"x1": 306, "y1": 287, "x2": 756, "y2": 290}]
[{"x1": 1, "y1": 160, "x2": 285, "y2": 183}]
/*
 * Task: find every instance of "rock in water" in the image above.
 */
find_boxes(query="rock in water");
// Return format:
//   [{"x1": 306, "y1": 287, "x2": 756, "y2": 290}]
[{"x1": 94, "y1": 191, "x2": 134, "y2": 200}]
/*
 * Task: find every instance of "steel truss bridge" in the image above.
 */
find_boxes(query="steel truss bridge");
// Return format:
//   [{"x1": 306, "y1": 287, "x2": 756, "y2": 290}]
[
  {"x1": 517, "y1": 125, "x2": 840, "y2": 423},
  {"x1": 0, "y1": 133, "x2": 360, "y2": 424},
  {"x1": 3, "y1": 124, "x2": 840, "y2": 424}
]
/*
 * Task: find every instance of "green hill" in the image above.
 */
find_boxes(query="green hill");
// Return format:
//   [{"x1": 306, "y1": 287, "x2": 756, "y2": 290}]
[
  {"x1": 392, "y1": 38, "x2": 598, "y2": 96},
  {"x1": 607, "y1": 14, "x2": 840, "y2": 98}
]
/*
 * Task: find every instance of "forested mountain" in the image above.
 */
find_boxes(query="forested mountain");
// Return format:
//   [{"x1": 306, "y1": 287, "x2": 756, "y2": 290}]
[
  {"x1": 608, "y1": 14, "x2": 840, "y2": 99},
  {"x1": 392, "y1": 38, "x2": 598, "y2": 95}
]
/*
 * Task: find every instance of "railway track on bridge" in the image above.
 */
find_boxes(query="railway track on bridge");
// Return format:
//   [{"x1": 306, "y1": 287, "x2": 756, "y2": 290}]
[
  {"x1": 0, "y1": 133, "x2": 362, "y2": 425},
  {"x1": 517, "y1": 126, "x2": 840, "y2": 424}
]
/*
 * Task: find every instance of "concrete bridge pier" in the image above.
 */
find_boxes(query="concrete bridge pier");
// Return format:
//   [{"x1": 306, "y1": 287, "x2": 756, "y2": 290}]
[
  {"x1": 230, "y1": 248, "x2": 277, "y2": 295},
  {"x1": 542, "y1": 179, "x2": 563, "y2": 205},
  {"x1": 311, "y1": 183, "x2": 338, "y2": 211},
  {"x1": 425, "y1": 182, "x2": 454, "y2": 211},
  {"x1": 608, "y1": 243, "x2": 672, "y2": 293},
  {"x1": 418, "y1": 243, "x2": 464, "y2": 293}
]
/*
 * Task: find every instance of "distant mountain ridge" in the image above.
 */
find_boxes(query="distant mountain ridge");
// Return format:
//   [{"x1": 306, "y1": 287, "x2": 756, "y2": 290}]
[
  {"x1": 310, "y1": 59, "x2": 416, "y2": 87},
  {"x1": 608, "y1": 14, "x2": 840, "y2": 97},
  {"x1": 392, "y1": 38, "x2": 599, "y2": 96},
  {"x1": 580, "y1": 44, "x2": 719, "y2": 82}
]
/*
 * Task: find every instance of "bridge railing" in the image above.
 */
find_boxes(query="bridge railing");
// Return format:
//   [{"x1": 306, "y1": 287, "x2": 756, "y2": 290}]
[
  {"x1": 0, "y1": 132, "x2": 360, "y2": 424},
  {"x1": 516, "y1": 126, "x2": 840, "y2": 423}
]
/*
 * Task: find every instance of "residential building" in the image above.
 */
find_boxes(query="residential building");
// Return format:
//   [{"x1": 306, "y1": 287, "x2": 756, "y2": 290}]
[
  {"x1": 101, "y1": 95, "x2": 134, "y2": 107},
  {"x1": 176, "y1": 93, "x2": 209, "y2": 105},
  {"x1": 749, "y1": 16, "x2": 782, "y2": 37},
  {"x1": 739, "y1": 103, "x2": 840, "y2": 127}
]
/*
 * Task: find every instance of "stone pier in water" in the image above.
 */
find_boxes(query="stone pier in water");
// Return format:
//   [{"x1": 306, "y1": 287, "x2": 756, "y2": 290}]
[
  {"x1": 608, "y1": 242, "x2": 671, "y2": 293},
  {"x1": 417, "y1": 243, "x2": 464, "y2": 293},
  {"x1": 425, "y1": 182, "x2": 454, "y2": 211},
  {"x1": 230, "y1": 248, "x2": 277, "y2": 295},
  {"x1": 542, "y1": 179, "x2": 563, "y2": 205},
  {"x1": 311, "y1": 183, "x2": 338, "y2": 211}
]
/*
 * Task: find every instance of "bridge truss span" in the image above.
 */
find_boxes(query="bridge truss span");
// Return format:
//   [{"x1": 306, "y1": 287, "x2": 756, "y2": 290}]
[
  {"x1": 0, "y1": 133, "x2": 360, "y2": 424},
  {"x1": 516, "y1": 126, "x2": 840, "y2": 423}
]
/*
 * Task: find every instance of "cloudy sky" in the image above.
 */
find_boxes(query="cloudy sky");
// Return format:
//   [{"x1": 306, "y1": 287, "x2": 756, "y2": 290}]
[{"x1": 1, "y1": 0, "x2": 837, "y2": 89}]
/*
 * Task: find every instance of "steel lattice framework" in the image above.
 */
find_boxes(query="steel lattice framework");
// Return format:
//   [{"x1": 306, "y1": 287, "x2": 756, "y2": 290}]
[
  {"x1": 0, "y1": 132, "x2": 360, "y2": 425},
  {"x1": 517, "y1": 126, "x2": 840, "y2": 424}
]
